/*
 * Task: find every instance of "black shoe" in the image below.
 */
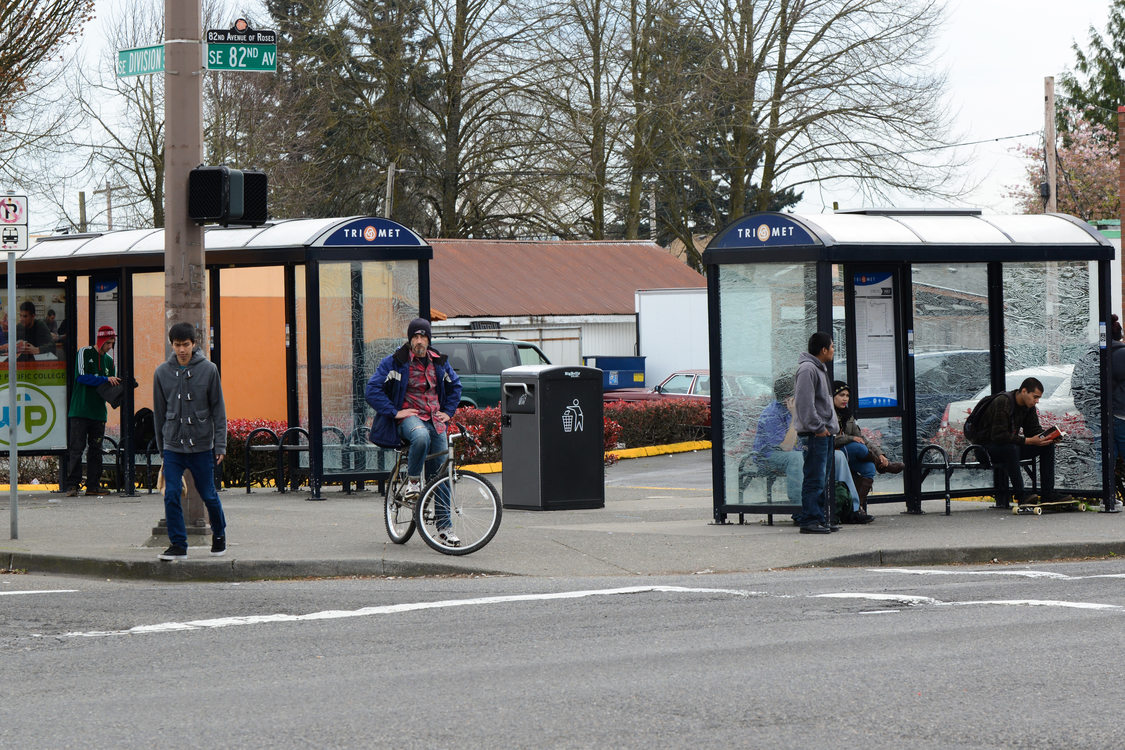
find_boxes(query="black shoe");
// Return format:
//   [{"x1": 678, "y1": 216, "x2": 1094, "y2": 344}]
[
  {"x1": 158, "y1": 545, "x2": 187, "y2": 561},
  {"x1": 210, "y1": 536, "x2": 226, "y2": 557},
  {"x1": 799, "y1": 523, "x2": 831, "y2": 534},
  {"x1": 828, "y1": 523, "x2": 842, "y2": 532}
]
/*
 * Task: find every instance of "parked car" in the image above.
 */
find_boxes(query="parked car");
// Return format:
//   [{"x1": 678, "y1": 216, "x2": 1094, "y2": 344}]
[
  {"x1": 431, "y1": 337, "x2": 551, "y2": 408},
  {"x1": 913, "y1": 349, "x2": 991, "y2": 441},
  {"x1": 603, "y1": 369, "x2": 772, "y2": 403},
  {"x1": 941, "y1": 364, "x2": 1077, "y2": 435}
]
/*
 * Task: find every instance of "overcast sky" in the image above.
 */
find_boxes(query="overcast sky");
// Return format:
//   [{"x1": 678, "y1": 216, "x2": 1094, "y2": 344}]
[
  {"x1": 41, "y1": 0, "x2": 1124, "y2": 229},
  {"x1": 797, "y1": 0, "x2": 1114, "y2": 214}
]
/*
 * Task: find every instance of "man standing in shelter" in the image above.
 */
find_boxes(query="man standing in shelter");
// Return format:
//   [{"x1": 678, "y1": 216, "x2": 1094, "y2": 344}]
[
  {"x1": 153, "y1": 322, "x2": 228, "y2": 561},
  {"x1": 366, "y1": 317, "x2": 462, "y2": 544},
  {"x1": 62, "y1": 325, "x2": 120, "y2": 497},
  {"x1": 792, "y1": 331, "x2": 839, "y2": 534}
]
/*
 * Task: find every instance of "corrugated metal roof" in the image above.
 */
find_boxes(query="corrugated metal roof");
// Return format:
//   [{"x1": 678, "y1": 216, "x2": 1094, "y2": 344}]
[{"x1": 428, "y1": 239, "x2": 704, "y2": 317}]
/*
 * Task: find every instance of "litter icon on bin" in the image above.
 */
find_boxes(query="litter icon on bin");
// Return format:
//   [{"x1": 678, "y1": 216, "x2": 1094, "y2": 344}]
[{"x1": 562, "y1": 399, "x2": 584, "y2": 432}]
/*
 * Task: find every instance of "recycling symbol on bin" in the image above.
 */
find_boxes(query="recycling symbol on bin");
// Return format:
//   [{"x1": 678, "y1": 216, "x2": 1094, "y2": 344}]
[{"x1": 562, "y1": 399, "x2": 584, "y2": 433}]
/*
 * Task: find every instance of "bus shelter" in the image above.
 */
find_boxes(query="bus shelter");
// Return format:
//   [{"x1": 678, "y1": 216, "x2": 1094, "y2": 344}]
[
  {"x1": 704, "y1": 209, "x2": 1116, "y2": 523},
  {"x1": 0, "y1": 217, "x2": 432, "y2": 499}
]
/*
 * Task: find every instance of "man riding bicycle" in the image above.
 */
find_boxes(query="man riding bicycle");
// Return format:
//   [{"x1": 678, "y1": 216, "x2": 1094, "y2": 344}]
[{"x1": 366, "y1": 318, "x2": 463, "y2": 541}]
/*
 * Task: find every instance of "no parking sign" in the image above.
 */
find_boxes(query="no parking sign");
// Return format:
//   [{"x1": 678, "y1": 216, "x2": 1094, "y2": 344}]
[{"x1": 0, "y1": 195, "x2": 28, "y2": 252}]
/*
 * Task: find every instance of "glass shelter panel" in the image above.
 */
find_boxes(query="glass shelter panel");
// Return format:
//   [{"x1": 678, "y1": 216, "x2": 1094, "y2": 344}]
[
  {"x1": 1003, "y1": 261, "x2": 1100, "y2": 493},
  {"x1": 911, "y1": 263, "x2": 991, "y2": 495},
  {"x1": 315, "y1": 260, "x2": 419, "y2": 477},
  {"x1": 719, "y1": 262, "x2": 817, "y2": 507}
]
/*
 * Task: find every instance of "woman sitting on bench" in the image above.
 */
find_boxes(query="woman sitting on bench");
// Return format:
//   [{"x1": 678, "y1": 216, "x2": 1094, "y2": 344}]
[{"x1": 832, "y1": 381, "x2": 904, "y2": 513}]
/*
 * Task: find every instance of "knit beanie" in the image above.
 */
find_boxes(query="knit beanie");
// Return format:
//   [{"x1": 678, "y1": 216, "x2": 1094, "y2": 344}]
[
  {"x1": 832, "y1": 380, "x2": 850, "y2": 397},
  {"x1": 407, "y1": 317, "x2": 432, "y2": 341},
  {"x1": 96, "y1": 325, "x2": 116, "y2": 347}
]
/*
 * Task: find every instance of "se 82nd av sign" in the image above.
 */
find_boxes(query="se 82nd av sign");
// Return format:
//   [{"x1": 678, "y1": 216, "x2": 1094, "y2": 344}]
[{"x1": 205, "y1": 20, "x2": 277, "y2": 72}]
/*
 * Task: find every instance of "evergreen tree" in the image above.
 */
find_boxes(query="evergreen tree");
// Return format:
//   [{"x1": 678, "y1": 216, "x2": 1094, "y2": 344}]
[{"x1": 1059, "y1": 0, "x2": 1125, "y2": 135}]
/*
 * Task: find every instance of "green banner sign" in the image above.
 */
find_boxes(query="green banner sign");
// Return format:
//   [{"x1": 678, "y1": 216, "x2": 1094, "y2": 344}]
[
  {"x1": 205, "y1": 42, "x2": 277, "y2": 72},
  {"x1": 117, "y1": 44, "x2": 164, "y2": 77}
]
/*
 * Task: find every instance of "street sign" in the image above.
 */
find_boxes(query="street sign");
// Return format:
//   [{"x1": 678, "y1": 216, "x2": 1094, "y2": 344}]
[
  {"x1": 205, "y1": 21, "x2": 277, "y2": 72},
  {"x1": 0, "y1": 195, "x2": 27, "y2": 252},
  {"x1": 117, "y1": 44, "x2": 165, "y2": 77}
]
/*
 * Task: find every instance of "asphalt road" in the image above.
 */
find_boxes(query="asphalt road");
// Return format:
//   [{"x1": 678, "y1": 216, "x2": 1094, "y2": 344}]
[{"x1": 4, "y1": 561, "x2": 1125, "y2": 748}]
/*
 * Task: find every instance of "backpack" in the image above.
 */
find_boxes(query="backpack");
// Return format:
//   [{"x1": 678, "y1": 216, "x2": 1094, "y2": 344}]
[
  {"x1": 963, "y1": 391, "x2": 1014, "y2": 444},
  {"x1": 133, "y1": 407, "x2": 156, "y2": 452}
]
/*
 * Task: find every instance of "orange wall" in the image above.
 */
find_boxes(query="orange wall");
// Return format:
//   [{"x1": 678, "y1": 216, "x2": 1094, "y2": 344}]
[{"x1": 219, "y1": 296, "x2": 287, "y2": 420}]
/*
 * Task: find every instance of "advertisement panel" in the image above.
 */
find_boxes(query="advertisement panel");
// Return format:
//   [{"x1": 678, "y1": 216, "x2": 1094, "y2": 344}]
[{"x1": 0, "y1": 287, "x2": 68, "y2": 450}]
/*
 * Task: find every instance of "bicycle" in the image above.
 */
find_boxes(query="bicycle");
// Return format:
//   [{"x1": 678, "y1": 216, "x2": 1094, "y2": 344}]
[{"x1": 383, "y1": 422, "x2": 502, "y2": 555}]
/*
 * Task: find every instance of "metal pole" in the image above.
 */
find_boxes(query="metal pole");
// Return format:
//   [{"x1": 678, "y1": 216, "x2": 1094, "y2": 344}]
[
  {"x1": 385, "y1": 161, "x2": 395, "y2": 219},
  {"x1": 8, "y1": 251, "x2": 18, "y2": 538}
]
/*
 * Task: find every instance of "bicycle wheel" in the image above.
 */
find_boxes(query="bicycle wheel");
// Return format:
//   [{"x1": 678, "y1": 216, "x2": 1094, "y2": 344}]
[
  {"x1": 384, "y1": 463, "x2": 415, "y2": 544},
  {"x1": 415, "y1": 470, "x2": 502, "y2": 555}
]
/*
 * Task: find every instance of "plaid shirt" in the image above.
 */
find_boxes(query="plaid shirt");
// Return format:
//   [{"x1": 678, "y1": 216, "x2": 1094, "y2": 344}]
[{"x1": 402, "y1": 351, "x2": 446, "y2": 434}]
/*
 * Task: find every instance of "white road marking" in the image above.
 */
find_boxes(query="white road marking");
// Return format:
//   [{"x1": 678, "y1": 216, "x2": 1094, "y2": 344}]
[
  {"x1": 816, "y1": 592, "x2": 1123, "y2": 611},
  {"x1": 0, "y1": 590, "x2": 78, "y2": 596},
  {"x1": 876, "y1": 568, "x2": 1125, "y2": 581},
  {"x1": 52, "y1": 585, "x2": 757, "y2": 639}
]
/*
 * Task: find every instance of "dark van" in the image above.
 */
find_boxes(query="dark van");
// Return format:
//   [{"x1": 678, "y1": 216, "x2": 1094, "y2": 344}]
[{"x1": 432, "y1": 337, "x2": 551, "y2": 407}]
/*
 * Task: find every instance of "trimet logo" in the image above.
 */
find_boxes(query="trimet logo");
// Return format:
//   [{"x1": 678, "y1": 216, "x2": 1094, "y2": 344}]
[
  {"x1": 0, "y1": 383, "x2": 57, "y2": 447},
  {"x1": 756, "y1": 223, "x2": 771, "y2": 242}
]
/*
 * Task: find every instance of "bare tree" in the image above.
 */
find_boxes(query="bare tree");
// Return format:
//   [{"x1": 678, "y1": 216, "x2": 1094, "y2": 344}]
[{"x1": 0, "y1": 0, "x2": 95, "y2": 128}]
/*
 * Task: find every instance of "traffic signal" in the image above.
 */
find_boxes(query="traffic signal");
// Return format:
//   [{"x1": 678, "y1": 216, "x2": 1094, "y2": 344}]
[{"x1": 187, "y1": 165, "x2": 268, "y2": 227}]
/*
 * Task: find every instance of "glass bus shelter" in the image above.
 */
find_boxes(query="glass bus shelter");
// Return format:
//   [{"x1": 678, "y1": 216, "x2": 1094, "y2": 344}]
[
  {"x1": 1, "y1": 217, "x2": 431, "y2": 499},
  {"x1": 704, "y1": 209, "x2": 1116, "y2": 523}
]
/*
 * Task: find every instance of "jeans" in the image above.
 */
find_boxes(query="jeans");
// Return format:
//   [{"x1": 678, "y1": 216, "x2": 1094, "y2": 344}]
[
  {"x1": 163, "y1": 449, "x2": 226, "y2": 548},
  {"x1": 798, "y1": 434, "x2": 833, "y2": 526},
  {"x1": 840, "y1": 440, "x2": 876, "y2": 479},
  {"x1": 983, "y1": 442, "x2": 1056, "y2": 500},
  {"x1": 398, "y1": 416, "x2": 451, "y2": 528},
  {"x1": 1113, "y1": 416, "x2": 1125, "y2": 463},
  {"x1": 767, "y1": 449, "x2": 859, "y2": 510},
  {"x1": 65, "y1": 417, "x2": 105, "y2": 492}
]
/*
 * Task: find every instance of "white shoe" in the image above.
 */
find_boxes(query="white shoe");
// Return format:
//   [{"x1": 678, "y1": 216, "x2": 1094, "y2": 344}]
[
  {"x1": 404, "y1": 478, "x2": 421, "y2": 499},
  {"x1": 437, "y1": 529, "x2": 461, "y2": 547}
]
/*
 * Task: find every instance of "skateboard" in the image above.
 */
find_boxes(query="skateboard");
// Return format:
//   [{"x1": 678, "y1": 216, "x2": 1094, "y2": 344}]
[{"x1": 1011, "y1": 497, "x2": 1097, "y2": 515}]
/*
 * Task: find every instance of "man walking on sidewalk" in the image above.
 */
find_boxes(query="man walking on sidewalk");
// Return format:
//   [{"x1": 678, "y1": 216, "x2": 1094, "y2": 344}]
[
  {"x1": 793, "y1": 331, "x2": 839, "y2": 534},
  {"x1": 153, "y1": 322, "x2": 228, "y2": 561},
  {"x1": 62, "y1": 325, "x2": 120, "y2": 496}
]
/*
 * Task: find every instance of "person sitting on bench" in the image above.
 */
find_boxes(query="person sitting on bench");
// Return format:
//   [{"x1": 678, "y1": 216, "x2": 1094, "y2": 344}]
[
  {"x1": 967, "y1": 376, "x2": 1071, "y2": 506},
  {"x1": 831, "y1": 381, "x2": 904, "y2": 514}
]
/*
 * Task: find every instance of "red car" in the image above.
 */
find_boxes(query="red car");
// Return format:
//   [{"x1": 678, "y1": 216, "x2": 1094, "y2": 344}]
[{"x1": 602, "y1": 369, "x2": 711, "y2": 402}]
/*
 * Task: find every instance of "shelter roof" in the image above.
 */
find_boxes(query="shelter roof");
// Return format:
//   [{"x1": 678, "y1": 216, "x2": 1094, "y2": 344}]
[{"x1": 427, "y1": 239, "x2": 703, "y2": 317}]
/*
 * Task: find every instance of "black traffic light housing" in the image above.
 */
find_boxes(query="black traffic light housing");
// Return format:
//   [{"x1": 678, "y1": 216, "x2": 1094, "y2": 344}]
[{"x1": 188, "y1": 165, "x2": 268, "y2": 227}]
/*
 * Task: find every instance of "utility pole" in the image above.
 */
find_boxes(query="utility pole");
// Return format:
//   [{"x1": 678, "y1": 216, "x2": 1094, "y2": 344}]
[
  {"x1": 164, "y1": 0, "x2": 205, "y2": 349},
  {"x1": 1118, "y1": 106, "x2": 1125, "y2": 313},
  {"x1": 164, "y1": 0, "x2": 207, "y2": 529},
  {"x1": 1045, "y1": 76, "x2": 1058, "y2": 213},
  {"x1": 78, "y1": 191, "x2": 87, "y2": 233},
  {"x1": 385, "y1": 160, "x2": 396, "y2": 219},
  {"x1": 92, "y1": 180, "x2": 126, "y2": 230}
]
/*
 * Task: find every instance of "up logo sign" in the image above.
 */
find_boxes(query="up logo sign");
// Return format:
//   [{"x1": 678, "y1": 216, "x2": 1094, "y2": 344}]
[{"x1": 0, "y1": 382, "x2": 58, "y2": 447}]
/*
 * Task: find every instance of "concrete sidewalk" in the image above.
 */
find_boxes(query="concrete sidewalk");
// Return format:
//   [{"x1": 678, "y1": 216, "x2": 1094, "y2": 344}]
[{"x1": 2, "y1": 450, "x2": 1124, "y2": 581}]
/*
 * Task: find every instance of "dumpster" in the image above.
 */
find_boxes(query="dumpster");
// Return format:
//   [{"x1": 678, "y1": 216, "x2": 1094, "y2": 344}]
[
  {"x1": 500, "y1": 365, "x2": 605, "y2": 510},
  {"x1": 583, "y1": 355, "x2": 646, "y2": 390}
]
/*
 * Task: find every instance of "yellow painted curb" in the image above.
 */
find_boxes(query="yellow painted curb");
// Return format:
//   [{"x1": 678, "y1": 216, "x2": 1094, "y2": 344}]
[
  {"x1": 462, "y1": 440, "x2": 711, "y2": 475},
  {"x1": 0, "y1": 485, "x2": 61, "y2": 492}
]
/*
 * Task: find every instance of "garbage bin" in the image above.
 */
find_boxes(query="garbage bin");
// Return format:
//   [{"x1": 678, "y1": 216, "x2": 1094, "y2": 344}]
[{"x1": 500, "y1": 365, "x2": 605, "y2": 510}]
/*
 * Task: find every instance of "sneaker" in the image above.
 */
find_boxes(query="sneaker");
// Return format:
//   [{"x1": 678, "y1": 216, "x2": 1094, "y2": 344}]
[
  {"x1": 158, "y1": 545, "x2": 188, "y2": 561},
  {"x1": 437, "y1": 529, "x2": 461, "y2": 546},
  {"x1": 64, "y1": 488, "x2": 78, "y2": 497},
  {"x1": 86, "y1": 487, "x2": 110, "y2": 496},
  {"x1": 799, "y1": 523, "x2": 831, "y2": 534},
  {"x1": 1018, "y1": 494, "x2": 1041, "y2": 505},
  {"x1": 404, "y1": 478, "x2": 421, "y2": 499},
  {"x1": 210, "y1": 536, "x2": 226, "y2": 557}
]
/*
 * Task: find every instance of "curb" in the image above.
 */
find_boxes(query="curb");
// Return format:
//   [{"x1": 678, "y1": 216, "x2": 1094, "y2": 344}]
[
  {"x1": 463, "y1": 440, "x2": 711, "y2": 475},
  {"x1": 806, "y1": 540, "x2": 1125, "y2": 569},
  {"x1": 2, "y1": 551, "x2": 505, "y2": 582}
]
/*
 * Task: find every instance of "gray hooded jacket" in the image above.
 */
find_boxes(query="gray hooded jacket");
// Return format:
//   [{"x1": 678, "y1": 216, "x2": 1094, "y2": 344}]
[
  {"x1": 792, "y1": 351, "x2": 838, "y2": 435},
  {"x1": 153, "y1": 349, "x2": 227, "y2": 454}
]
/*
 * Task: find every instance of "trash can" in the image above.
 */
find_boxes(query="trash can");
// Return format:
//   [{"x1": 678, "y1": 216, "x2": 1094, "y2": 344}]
[
  {"x1": 582, "y1": 355, "x2": 646, "y2": 390},
  {"x1": 500, "y1": 365, "x2": 605, "y2": 510}
]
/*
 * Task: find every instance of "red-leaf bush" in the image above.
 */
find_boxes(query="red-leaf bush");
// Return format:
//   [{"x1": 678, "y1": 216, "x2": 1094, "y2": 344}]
[{"x1": 603, "y1": 398, "x2": 711, "y2": 447}]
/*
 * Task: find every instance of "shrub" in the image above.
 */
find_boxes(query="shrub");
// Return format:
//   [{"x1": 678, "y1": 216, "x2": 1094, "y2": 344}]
[{"x1": 603, "y1": 398, "x2": 711, "y2": 447}]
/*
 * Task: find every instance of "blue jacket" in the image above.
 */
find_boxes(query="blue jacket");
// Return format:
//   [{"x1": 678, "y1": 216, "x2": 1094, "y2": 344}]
[{"x1": 365, "y1": 343, "x2": 462, "y2": 448}]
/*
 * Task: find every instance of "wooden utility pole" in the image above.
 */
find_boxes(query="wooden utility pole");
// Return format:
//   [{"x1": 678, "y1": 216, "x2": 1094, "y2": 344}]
[
  {"x1": 92, "y1": 180, "x2": 125, "y2": 231},
  {"x1": 164, "y1": 0, "x2": 205, "y2": 349},
  {"x1": 163, "y1": 0, "x2": 207, "y2": 528},
  {"x1": 1045, "y1": 76, "x2": 1058, "y2": 213},
  {"x1": 385, "y1": 160, "x2": 396, "y2": 219},
  {"x1": 1118, "y1": 106, "x2": 1125, "y2": 312}
]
